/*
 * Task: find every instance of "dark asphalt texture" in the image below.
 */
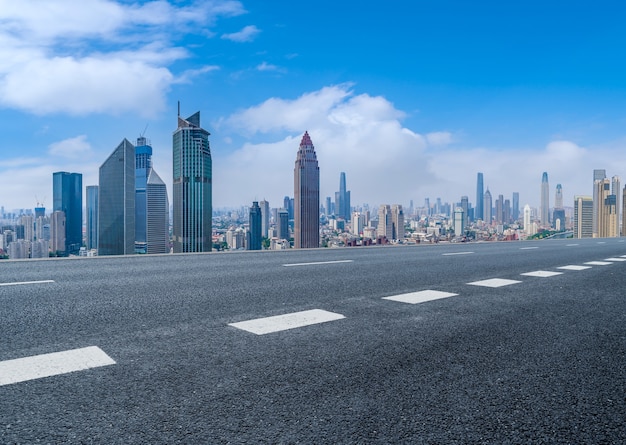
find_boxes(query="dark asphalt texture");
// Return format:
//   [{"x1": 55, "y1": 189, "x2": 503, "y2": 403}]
[{"x1": 1, "y1": 238, "x2": 625, "y2": 444}]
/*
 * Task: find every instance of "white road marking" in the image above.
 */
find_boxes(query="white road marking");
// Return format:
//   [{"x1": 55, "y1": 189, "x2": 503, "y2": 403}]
[
  {"x1": 520, "y1": 270, "x2": 563, "y2": 278},
  {"x1": 566, "y1": 244, "x2": 579, "y2": 246},
  {"x1": 0, "y1": 280, "x2": 55, "y2": 287},
  {"x1": 442, "y1": 252, "x2": 474, "y2": 256},
  {"x1": 558, "y1": 265, "x2": 591, "y2": 271},
  {"x1": 584, "y1": 261, "x2": 612, "y2": 266},
  {"x1": 282, "y1": 260, "x2": 353, "y2": 267},
  {"x1": 383, "y1": 290, "x2": 459, "y2": 305},
  {"x1": 467, "y1": 278, "x2": 522, "y2": 288},
  {"x1": 520, "y1": 247, "x2": 539, "y2": 250},
  {"x1": 597, "y1": 242, "x2": 606, "y2": 244},
  {"x1": 228, "y1": 309, "x2": 345, "y2": 335},
  {"x1": 0, "y1": 346, "x2": 116, "y2": 386},
  {"x1": 605, "y1": 258, "x2": 626, "y2": 262},
  {"x1": 620, "y1": 255, "x2": 626, "y2": 258}
]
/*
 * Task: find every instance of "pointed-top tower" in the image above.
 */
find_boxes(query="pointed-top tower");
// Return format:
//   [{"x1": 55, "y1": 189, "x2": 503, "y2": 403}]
[{"x1": 294, "y1": 131, "x2": 320, "y2": 248}]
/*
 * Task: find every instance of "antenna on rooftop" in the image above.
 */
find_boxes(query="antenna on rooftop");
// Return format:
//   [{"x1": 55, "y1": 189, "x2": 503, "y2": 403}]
[{"x1": 178, "y1": 100, "x2": 180, "y2": 117}]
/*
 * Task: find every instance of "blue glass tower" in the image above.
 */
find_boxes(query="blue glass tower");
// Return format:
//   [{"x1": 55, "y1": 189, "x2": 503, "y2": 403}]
[
  {"x1": 86, "y1": 185, "x2": 98, "y2": 250},
  {"x1": 475, "y1": 172, "x2": 484, "y2": 222},
  {"x1": 53, "y1": 171, "x2": 82, "y2": 255}
]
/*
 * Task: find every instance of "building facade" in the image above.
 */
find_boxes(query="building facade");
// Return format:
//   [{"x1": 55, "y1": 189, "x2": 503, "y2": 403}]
[
  {"x1": 53, "y1": 171, "x2": 82, "y2": 255},
  {"x1": 173, "y1": 111, "x2": 212, "y2": 253},
  {"x1": 574, "y1": 196, "x2": 593, "y2": 238},
  {"x1": 540, "y1": 172, "x2": 550, "y2": 227},
  {"x1": 294, "y1": 131, "x2": 320, "y2": 249},
  {"x1": 86, "y1": 185, "x2": 98, "y2": 250},
  {"x1": 476, "y1": 172, "x2": 484, "y2": 223},
  {"x1": 248, "y1": 201, "x2": 262, "y2": 250}
]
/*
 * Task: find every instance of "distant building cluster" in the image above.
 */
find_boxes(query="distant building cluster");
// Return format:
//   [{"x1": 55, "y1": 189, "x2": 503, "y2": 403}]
[{"x1": 2, "y1": 112, "x2": 626, "y2": 259}]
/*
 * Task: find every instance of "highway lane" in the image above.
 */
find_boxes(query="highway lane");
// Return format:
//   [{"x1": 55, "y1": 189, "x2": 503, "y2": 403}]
[{"x1": 1, "y1": 239, "x2": 626, "y2": 443}]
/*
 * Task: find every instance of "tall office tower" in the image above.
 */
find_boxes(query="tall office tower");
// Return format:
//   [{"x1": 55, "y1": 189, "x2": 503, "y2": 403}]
[
  {"x1": 259, "y1": 200, "x2": 270, "y2": 239},
  {"x1": 574, "y1": 196, "x2": 593, "y2": 238},
  {"x1": 277, "y1": 209, "x2": 289, "y2": 241},
  {"x1": 173, "y1": 110, "x2": 212, "y2": 253},
  {"x1": 248, "y1": 201, "x2": 262, "y2": 250},
  {"x1": 504, "y1": 199, "x2": 511, "y2": 224},
  {"x1": 284, "y1": 196, "x2": 294, "y2": 220},
  {"x1": 460, "y1": 196, "x2": 469, "y2": 226},
  {"x1": 553, "y1": 184, "x2": 565, "y2": 231},
  {"x1": 540, "y1": 172, "x2": 550, "y2": 227},
  {"x1": 453, "y1": 207, "x2": 465, "y2": 235},
  {"x1": 595, "y1": 178, "x2": 618, "y2": 238},
  {"x1": 512, "y1": 192, "x2": 520, "y2": 222},
  {"x1": 377, "y1": 204, "x2": 393, "y2": 240},
  {"x1": 622, "y1": 186, "x2": 626, "y2": 236},
  {"x1": 476, "y1": 173, "x2": 484, "y2": 222},
  {"x1": 50, "y1": 210, "x2": 66, "y2": 255},
  {"x1": 612, "y1": 176, "x2": 621, "y2": 234},
  {"x1": 335, "y1": 172, "x2": 351, "y2": 220},
  {"x1": 483, "y1": 189, "x2": 492, "y2": 224},
  {"x1": 18, "y1": 215, "x2": 34, "y2": 242},
  {"x1": 351, "y1": 211, "x2": 365, "y2": 236},
  {"x1": 53, "y1": 171, "x2": 82, "y2": 255},
  {"x1": 86, "y1": 185, "x2": 98, "y2": 250},
  {"x1": 391, "y1": 204, "x2": 404, "y2": 240},
  {"x1": 294, "y1": 131, "x2": 320, "y2": 249},
  {"x1": 99, "y1": 139, "x2": 135, "y2": 256},
  {"x1": 523, "y1": 204, "x2": 532, "y2": 234},
  {"x1": 135, "y1": 137, "x2": 169, "y2": 254},
  {"x1": 495, "y1": 194, "x2": 504, "y2": 224},
  {"x1": 592, "y1": 169, "x2": 606, "y2": 237}
]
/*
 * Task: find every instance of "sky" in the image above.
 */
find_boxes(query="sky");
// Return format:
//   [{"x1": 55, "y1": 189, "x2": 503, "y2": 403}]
[{"x1": 2, "y1": 0, "x2": 626, "y2": 214}]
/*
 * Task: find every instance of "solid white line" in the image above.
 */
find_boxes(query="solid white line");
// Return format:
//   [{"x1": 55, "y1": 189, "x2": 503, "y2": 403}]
[
  {"x1": 0, "y1": 346, "x2": 116, "y2": 386},
  {"x1": 467, "y1": 278, "x2": 522, "y2": 288},
  {"x1": 283, "y1": 260, "x2": 353, "y2": 267},
  {"x1": 521, "y1": 270, "x2": 563, "y2": 278},
  {"x1": 442, "y1": 252, "x2": 474, "y2": 256},
  {"x1": 557, "y1": 265, "x2": 591, "y2": 271},
  {"x1": 520, "y1": 247, "x2": 539, "y2": 250},
  {"x1": 584, "y1": 261, "x2": 612, "y2": 266},
  {"x1": 229, "y1": 309, "x2": 345, "y2": 335},
  {"x1": 0, "y1": 280, "x2": 55, "y2": 287},
  {"x1": 383, "y1": 290, "x2": 458, "y2": 304}
]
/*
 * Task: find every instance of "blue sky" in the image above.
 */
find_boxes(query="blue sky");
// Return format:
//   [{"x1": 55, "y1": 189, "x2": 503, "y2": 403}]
[{"x1": 1, "y1": 0, "x2": 626, "y2": 213}]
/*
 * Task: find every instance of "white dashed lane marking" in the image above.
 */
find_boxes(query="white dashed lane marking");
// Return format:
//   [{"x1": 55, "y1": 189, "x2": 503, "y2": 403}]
[
  {"x1": 558, "y1": 265, "x2": 591, "y2": 271},
  {"x1": 584, "y1": 261, "x2": 613, "y2": 266},
  {"x1": 0, "y1": 280, "x2": 55, "y2": 287},
  {"x1": 229, "y1": 309, "x2": 345, "y2": 335},
  {"x1": 442, "y1": 252, "x2": 474, "y2": 256},
  {"x1": 467, "y1": 278, "x2": 522, "y2": 288},
  {"x1": 520, "y1": 247, "x2": 539, "y2": 250},
  {"x1": 566, "y1": 244, "x2": 579, "y2": 246},
  {"x1": 521, "y1": 270, "x2": 563, "y2": 278},
  {"x1": 0, "y1": 346, "x2": 116, "y2": 386},
  {"x1": 383, "y1": 290, "x2": 458, "y2": 305},
  {"x1": 283, "y1": 260, "x2": 353, "y2": 267},
  {"x1": 605, "y1": 258, "x2": 626, "y2": 262}
]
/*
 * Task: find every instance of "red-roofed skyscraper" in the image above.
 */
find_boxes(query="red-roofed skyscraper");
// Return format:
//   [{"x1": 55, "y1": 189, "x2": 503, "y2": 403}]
[{"x1": 294, "y1": 131, "x2": 320, "y2": 248}]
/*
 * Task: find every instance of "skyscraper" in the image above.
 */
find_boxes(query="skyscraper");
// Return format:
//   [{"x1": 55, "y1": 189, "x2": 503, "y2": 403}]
[
  {"x1": 377, "y1": 205, "x2": 393, "y2": 241},
  {"x1": 512, "y1": 192, "x2": 520, "y2": 222},
  {"x1": 483, "y1": 189, "x2": 492, "y2": 224},
  {"x1": 294, "y1": 131, "x2": 320, "y2": 249},
  {"x1": 335, "y1": 172, "x2": 351, "y2": 220},
  {"x1": 52, "y1": 171, "x2": 82, "y2": 255},
  {"x1": 595, "y1": 178, "x2": 618, "y2": 238},
  {"x1": 460, "y1": 196, "x2": 469, "y2": 227},
  {"x1": 540, "y1": 172, "x2": 550, "y2": 227},
  {"x1": 173, "y1": 110, "x2": 212, "y2": 253},
  {"x1": 99, "y1": 139, "x2": 135, "y2": 256},
  {"x1": 135, "y1": 137, "x2": 169, "y2": 254},
  {"x1": 553, "y1": 184, "x2": 565, "y2": 231},
  {"x1": 391, "y1": 204, "x2": 404, "y2": 240},
  {"x1": 248, "y1": 201, "x2": 262, "y2": 250},
  {"x1": 592, "y1": 169, "x2": 606, "y2": 237},
  {"x1": 574, "y1": 196, "x2": 593, "y2": 238},
  {"x1": 260, "y1": 200, "x2": 270, "y2": 239},
  {"x1": 476, "y1": 173, "x2": 484, "y2": 222},
  {"x1": 277, "y1": 209, "x2": 289, "y2": 241},
  {"x1": 86, "y1": 185, "x2": 98, "y2": 250}
]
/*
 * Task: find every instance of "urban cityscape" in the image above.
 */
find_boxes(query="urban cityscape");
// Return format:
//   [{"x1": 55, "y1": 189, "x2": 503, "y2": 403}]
[{"x1": 0, "y1": 106, "x2": 623, "y2": 259}]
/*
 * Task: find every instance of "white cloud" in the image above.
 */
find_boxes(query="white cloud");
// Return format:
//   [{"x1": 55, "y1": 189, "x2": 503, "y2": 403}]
[
  {"x1": 256, "y1": 61, "x2": 281, "y2": 72},
  {"x1": 221, "y1": 25, "x2": 261, "y2": 42},
  {"x1": 426, "y1": 131, "x2": 453, "y2": 146},
  {"x1": 48, "y1": 135, "x2": 93, "y2": 159},
  {"x1": 0, "y1": 0, "x2": 244, "y2": 116}
]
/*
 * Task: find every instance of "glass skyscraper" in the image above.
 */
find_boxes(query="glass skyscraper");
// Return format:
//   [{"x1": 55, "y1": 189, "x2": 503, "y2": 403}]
[
  {"x1": 476, "y1": 172, "x2": 484, "y2": 223},
  {"x1": 173, "y1": 110, "x2": 212, "y2": 253},
  {"x1": 294, "y1": 131, "x2": 319, "y2": 248},
  {"x1": 52, "y1": 171, "x2": 82, "y2": 255},
  {"x1": 99, "y1": 139, "x2": 135, "y2": 256},
  {"x1": 86, "y1": 185, "x2": 98, "y2": 250},
  {"x1": 248, "y1": 201, "x2": 262, "y2": 250}
]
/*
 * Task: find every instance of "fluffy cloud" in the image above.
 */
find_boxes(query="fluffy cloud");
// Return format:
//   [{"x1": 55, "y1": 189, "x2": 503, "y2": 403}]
[
  {"x1": 0, "y1": 0, "x2": 245, "y2": 116},
  {"x1": 48, "y1": 135, "x2": 93, "y2": 159},
  {"x1": 221, "y1": 25, "x2": 261, "y2": 42}
]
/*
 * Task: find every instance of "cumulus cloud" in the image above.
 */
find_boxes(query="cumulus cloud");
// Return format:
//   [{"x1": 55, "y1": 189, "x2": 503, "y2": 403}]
[
  {"x1": 48, "y1": 135, "x2": 93, "y2": 159},
  {"x1": 221, "y1": 25, "x2": 261, "y2": 42},
  {"x1": 0, "y1": 0, "x2": 244, "y2": 116},
  {"x1": 426, "y1": 131, "x2": 453, "y2": 146}
]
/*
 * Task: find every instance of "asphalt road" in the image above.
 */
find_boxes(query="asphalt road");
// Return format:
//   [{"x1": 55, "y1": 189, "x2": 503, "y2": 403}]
[{"x1": 1, "y1": 238, "x2": 626, "y2": 444}]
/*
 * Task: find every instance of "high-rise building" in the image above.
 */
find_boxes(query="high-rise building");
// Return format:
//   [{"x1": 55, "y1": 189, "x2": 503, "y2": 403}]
[
  {"x1": 592, "y1": 169, "x2": 606, "y2": 237},
  {"x1": 553, "y1": 184, "x2": 565, "y2": 231},
  {"x1": 460, "y1": 196, "x2": 469, "y2": 227},
  {"x1": 523, "y1": 204, "x2": 533, "y2": 235},
  {"x1": 595, "y1": 178, "x2": 618, "y2": 238},
  {"x1": 277, "y1": 209, "x2": 289, "y2": 241},
  {"x1": 53, "y1": 171, "x2": 82, "y2": 255},
  {"x1": 294, "y1": 131, "x2": 320, "y2": 249},
  {"x1": 86, "y1": 185, "x2": 98, "y2": 250},
  {"x1": 555, "y1": 184, "x2": 563, "y2": 209},
  {"x1": 335, "y1": 172, "x2": 351, "y2": 220},
  {"x1": 622, "y1": 186, "x2": 626, "y2": 237},
  {"x1": 483, "y1": 189, "x2": 492, "y2": 224},
  {"x1": 540, "y1": 172, "x2": 550, "y2": 227},
  {"x1": 495, "y1": 194, "x2": 504, "y2": 224},
  {"x1": 512, "y1": 192, "x2": 520, "y2": 222},
  {"x1": 391, "y1": 204, "x2": 404, "y2": 240},
  {"x1": 574, "y1": 196, "x2": 593, "y2": 238},
  {"x1": 50, "y1": 210, "x2": 66, "y2": 255},
  {"x1": 99, "y1": 139, "x2": 135, "y2": 256},
  {"x1": 259, "y1": 200, "x2": 270, "y2": 239},
  {"x1": 377, "y1": 205, "x2": 393, "y2": 241},
  {"x1": 18, "y1": 215, "x2": 34, "y2": 242},
  {"x1": 173, "y1": 110, "x2": 212, "y2": 253},
  {"x1": 284, "y1": 196, "x2": 294, "y2": 220},
  {"x1": 248, "y1": 201, "x2": 262, "y2": 250},
  {"x1": 453, "y1": 207, "x2": 465, "y2": 236},
  {"x1": 476, "y1": 173, "x2": 484, "y2": 222},
  {"x1": 135, "y1": 137, "x2": 169, "y2": 254},
  {"x1": 351, "y1": 211, "x2": 365, "y2": 236},
  {"x1": 612, "y1": 176, "x2": 621, "y2": 235}
]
